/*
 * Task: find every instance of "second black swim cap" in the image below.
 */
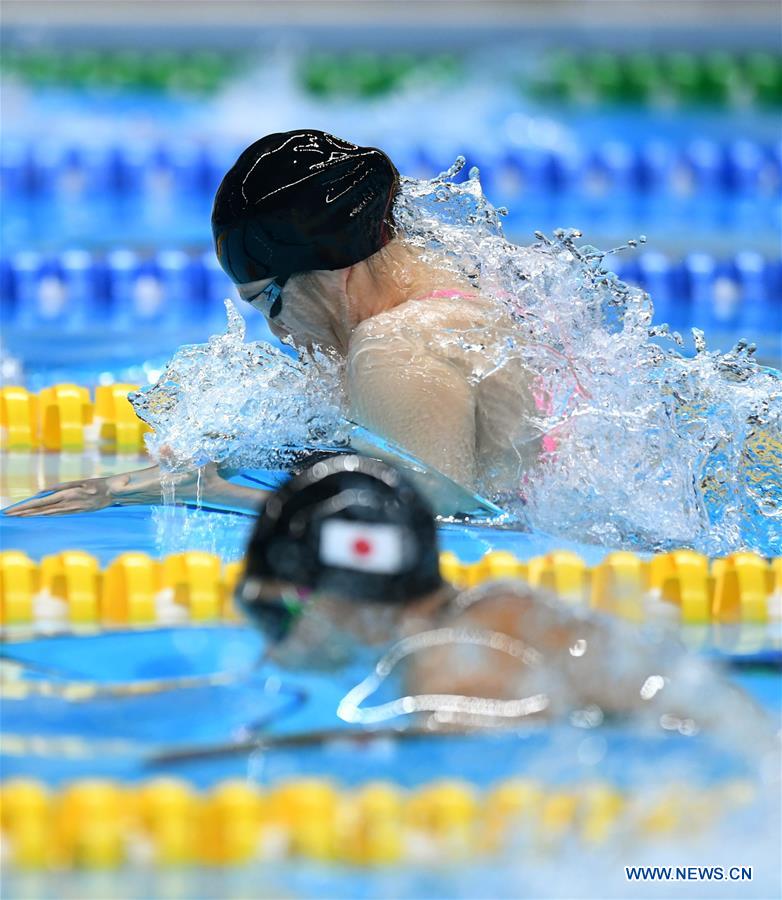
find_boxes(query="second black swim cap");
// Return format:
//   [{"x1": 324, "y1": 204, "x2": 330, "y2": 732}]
[
  {"x1": 243, "y1": 455, "x2": 442, "y2": 605},
  {"x1": 212, "y1": 130, "x2": 400, "y2": 284}
]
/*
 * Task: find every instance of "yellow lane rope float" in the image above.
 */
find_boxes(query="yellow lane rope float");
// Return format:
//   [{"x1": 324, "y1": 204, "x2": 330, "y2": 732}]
[
  {"x1": 0, "y1": 776, "x2": 757, "y2": 869},
  {"x1": 1, "y1": 549, "x2": 780, "y2": 639},
  {"x1": 0, "y1": 383, "x2": 150, "y2": 453},
  {"x1": 1, "y1": 383, "x2": 781, "y2": 640}
]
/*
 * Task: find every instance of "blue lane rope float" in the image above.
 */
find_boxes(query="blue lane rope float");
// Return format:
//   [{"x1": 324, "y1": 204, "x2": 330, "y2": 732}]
[
  {"x1": 2, "y1": 250, "x2": 779, "y2": 342},
  {"x1": 1, "y1": 139, "x2": 780, "y2": 200}
]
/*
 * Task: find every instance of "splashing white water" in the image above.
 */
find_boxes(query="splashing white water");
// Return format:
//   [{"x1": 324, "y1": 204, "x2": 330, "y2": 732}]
[
  {"x1": 131, "y1": 300, "x2": 348, "y2": 472},
  {"x1": 132, "y1": 161, "x2": 781, "y2": 555},
  {"x1": 394, "y1": 159, "x2": 782, "y2": 555}
]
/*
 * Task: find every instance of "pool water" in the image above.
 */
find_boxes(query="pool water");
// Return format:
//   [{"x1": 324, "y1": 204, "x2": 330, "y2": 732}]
[
  {"x1": 1, "y1": 455, "x2": 621, "y2": 567},
  {"x1": 2, "y1": 454, "x2": 780, "y2": 789},
  {"x1": 2, "y1": 26, "x2": 782, "y2": 900}
]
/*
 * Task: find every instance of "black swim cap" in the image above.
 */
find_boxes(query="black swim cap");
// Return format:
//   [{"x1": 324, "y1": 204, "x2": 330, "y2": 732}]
[
  {"x1": 212, "y1": 130, "x2": 400, "y2": 284},
  {"x1": 241, "y1": 455, "x2": 442, "y2": 609}
]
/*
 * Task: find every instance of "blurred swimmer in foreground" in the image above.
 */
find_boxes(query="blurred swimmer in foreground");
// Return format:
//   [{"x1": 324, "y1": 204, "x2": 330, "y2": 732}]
[
  {"x1": 236, "y1": 455, "x2": 772, "y2": 743},
  {"x1": 6, "y1": 130, "x2": 538, "y2": 518}
]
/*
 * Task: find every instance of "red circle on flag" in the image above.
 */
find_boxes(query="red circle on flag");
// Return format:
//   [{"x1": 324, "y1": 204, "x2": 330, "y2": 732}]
[{"x1": 352, "y1": 538, "x2": 372, "y2": 557}]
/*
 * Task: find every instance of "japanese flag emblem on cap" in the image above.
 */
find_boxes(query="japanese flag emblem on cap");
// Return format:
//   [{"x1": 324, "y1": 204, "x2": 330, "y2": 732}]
[{"x1": 319, "y1": 519, "x2": 406, "y2": 574}]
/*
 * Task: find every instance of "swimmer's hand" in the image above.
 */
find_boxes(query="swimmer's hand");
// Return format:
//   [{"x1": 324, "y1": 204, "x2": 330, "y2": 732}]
[
  {"x1": 3, "y1": 464, "x2": 267, "y2": 517},
  {"x1": 3, "y1": 472, "x2": 133, "y2": 516},
  {"x1": 3, "y1": 465, "x2": 175, "y2": 517}
]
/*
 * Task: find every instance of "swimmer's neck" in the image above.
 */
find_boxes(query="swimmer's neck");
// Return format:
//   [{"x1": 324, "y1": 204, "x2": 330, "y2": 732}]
[
  {"x1": 276, "y1": 239, "x2": 472, "y2": 355},
  {"x1": 343, "y1": 240, "x2": 411, "y2": 325},
  {"x1": 319, "y1": 583, "x2": 457, "y2": 647},
  {"x1": 345, "y1": 239, "x2": 469, "y2": 328}
]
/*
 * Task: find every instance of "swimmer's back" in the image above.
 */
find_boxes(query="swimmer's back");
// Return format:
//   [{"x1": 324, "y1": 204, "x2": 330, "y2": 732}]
[
  {"x1": 347, "y1": 294, "x2": 541, "y2": 493},
  {"x1": 347, "y1": 295, "x2": 482, "y2": 486},
  {"x1": 405, "y1": 580, "x2": 661, "y2": 716}
]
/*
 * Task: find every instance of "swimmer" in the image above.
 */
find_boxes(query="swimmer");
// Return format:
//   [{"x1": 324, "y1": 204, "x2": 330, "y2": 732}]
[
  {"x1": 6, "y1": 130, "x2": 538, "y2": 518},
  {"x1": 237, "y1": 455, "x2": 771, "y2": 741}
]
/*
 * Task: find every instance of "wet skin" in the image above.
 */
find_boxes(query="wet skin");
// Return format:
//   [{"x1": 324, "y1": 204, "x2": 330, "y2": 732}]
[{"x1": 253, "y1": 578, "x2": 772, "y2": 746}]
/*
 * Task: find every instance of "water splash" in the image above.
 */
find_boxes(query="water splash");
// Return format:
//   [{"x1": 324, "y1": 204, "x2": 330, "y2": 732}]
[
  {"x1": 132, "y1": 167, "x2": 781, "y2": 555},
  {"x1": 151, "y1": 503, "x2": 254, "y2": 559},
  {"x1": 394, "y1": 165, "x2": 782, "y2": 555},
  {"x1": 131, "y1": 299, "x2": 349, "y2": 472}
]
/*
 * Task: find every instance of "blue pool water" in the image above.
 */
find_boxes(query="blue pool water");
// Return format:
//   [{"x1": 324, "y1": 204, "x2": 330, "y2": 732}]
[
  {"x1": 0, "y1": 476, "x2": 617, "y2": 567},
  {"x1": 2, "y1": 33, "x2": 781, "y2": 899},
  {"x1": 3, "y1": 464, "x2": 780, "y2": 759}
]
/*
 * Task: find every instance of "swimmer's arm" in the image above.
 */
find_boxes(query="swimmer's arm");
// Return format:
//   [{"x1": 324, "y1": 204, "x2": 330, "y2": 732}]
[
  {"x1": 407, "y1": 587, "x2": 773, "y2": 744},
  {"x1": 347, "y1": 331, "x2": 477, "y2": 512},
  {"x1": 406, "y1": 589, "x2": 646, "y2": 715},
  {"x1": 3, "y1": 463, "x2": 267, "y2": 517}
]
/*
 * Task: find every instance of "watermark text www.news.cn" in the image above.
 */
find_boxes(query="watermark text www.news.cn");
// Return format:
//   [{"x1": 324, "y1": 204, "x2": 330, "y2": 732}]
[{"x1": 625, "y1": 866, "x2": 753, "y2": 882}]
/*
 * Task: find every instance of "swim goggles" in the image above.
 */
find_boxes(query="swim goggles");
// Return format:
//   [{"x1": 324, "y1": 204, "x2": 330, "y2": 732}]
[
  {"x1": 244, "y1": 275, "x2": 290, "y2": 319},
  {"x1": 236, "y1": 577, "x2": 310, "y2": 643}
]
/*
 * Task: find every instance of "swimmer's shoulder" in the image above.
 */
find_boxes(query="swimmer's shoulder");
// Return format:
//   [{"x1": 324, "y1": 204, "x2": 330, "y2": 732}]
[
  {"x1": 446, "y1": 580, "x2": 538, "y2": 629},
  {"x1": 350, "y1": 292, "x2": 496, "y2": 347},
  {"x1": 443, "y1": 579, "x2": 587, "y2": 645},
  {"x1": 403, "y1": 580, "x2": 545, "y2": 701}
]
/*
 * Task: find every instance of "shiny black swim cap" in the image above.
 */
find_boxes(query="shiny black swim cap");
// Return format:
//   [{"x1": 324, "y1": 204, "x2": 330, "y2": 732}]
[
  {"x1": 212, "y1": 130, "x2": 400, "y2": 284},
  {"x1": 241, "y1": 455, "x2": 442, "y2": 611}
]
